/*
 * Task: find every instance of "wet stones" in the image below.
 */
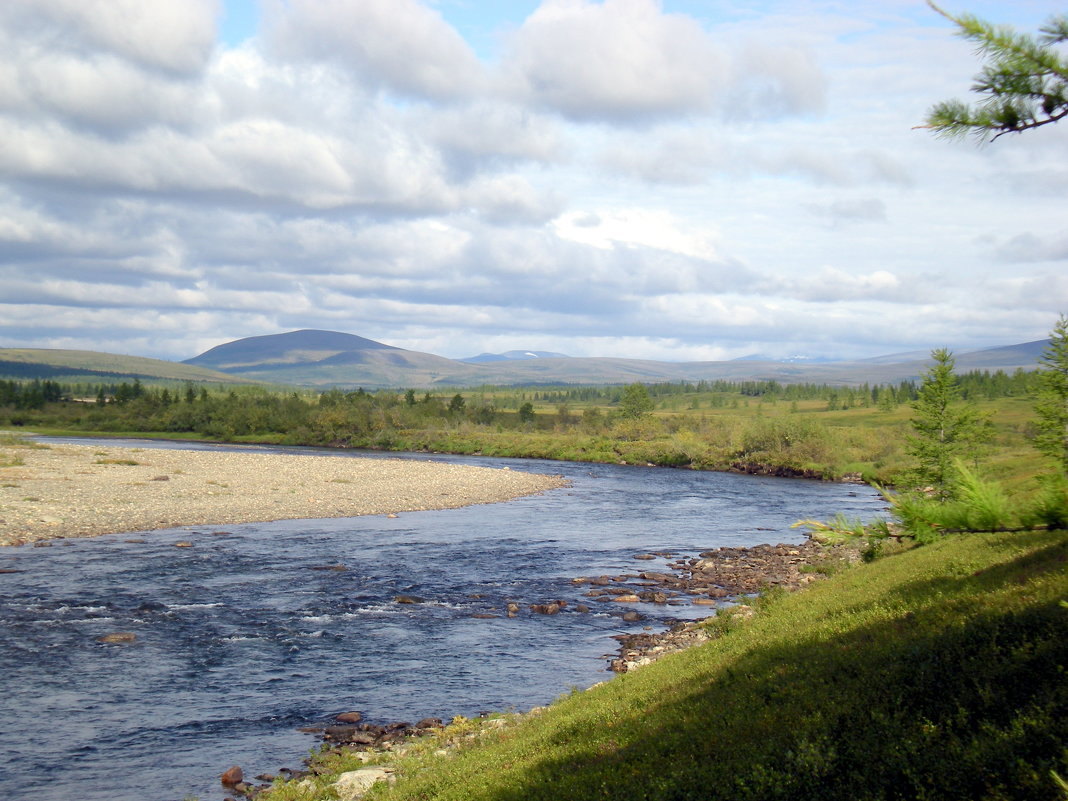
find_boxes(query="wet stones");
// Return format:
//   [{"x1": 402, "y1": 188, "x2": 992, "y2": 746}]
[
  {"x1": 393, "y1": 595, "x2": 425, "y2": 605},
  {"x1": 530, "y1": 600, "x2": 568, "y2": 615},
  {"x1": 320, "y1": 717, "x2": 445, "y2": 748},
  {"x1": 335, "y1": 711, "x2": 363, "y2": 724}
]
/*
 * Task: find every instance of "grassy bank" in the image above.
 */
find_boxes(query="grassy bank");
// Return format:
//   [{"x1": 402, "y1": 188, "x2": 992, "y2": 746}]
[{"x1": 261, "y1": 528, "x2": 1068, "y2": 801}]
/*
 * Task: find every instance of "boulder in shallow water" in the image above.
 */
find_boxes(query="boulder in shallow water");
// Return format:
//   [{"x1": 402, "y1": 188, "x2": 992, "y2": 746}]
[
  {"x1": 335, "y1": 711, "x2": 362, "y2": 723},
  {"x1": 220, "y1": 765, "x2": 243, "y2": 787},
  {"x1": 393, "y1": 595, "x2": 425, "y2": 605}
]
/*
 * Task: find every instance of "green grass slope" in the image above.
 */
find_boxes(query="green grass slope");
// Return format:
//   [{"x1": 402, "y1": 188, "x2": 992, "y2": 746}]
[
  {"x1": 0, "y1": 348, "x2": 255, "y2": 383},
  {"x1": 281, "y1": 530, "x2": 1068, "y2": 801}
]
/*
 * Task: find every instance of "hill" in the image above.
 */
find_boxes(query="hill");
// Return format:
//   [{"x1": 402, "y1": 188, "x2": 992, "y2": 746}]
[
  {"x1": 184, "y1": 329, "x2": 484, "y2": 387},
  {"x1": 183, "y1": 329, "x2": 400, "y2": 370},
  {"x1": 0, "y1": 348, "x2": 252, "y2": 384}
]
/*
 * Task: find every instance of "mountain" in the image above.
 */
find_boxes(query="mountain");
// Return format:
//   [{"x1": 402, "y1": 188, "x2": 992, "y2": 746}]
[
  {"x1": 183, "y1": 329, "x2": 399, "y2": 370},
  {"x1": 183, "y1": 329, "x2": 485, "y2": 387},
  {"x1": 950, "y1": 339, "x2": 1049, "y2": 370},
  {"x1": 461, "y1": 350, "x2": 570, "y2": 364}
]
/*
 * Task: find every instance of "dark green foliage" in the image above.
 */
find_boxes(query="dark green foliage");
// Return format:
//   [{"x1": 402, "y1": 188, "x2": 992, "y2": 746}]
[
  {"x1": 618, "y1": 383, "x2": 654, "y2": 419},
  {"x1": 0, "y1": 379, "x2": 66, "y2": 409},
  {"x1": 1034, "y1": 315, "x2": 1068, "y2": 474},
  {"x1": 906, "y1": 349, "x2": 992, "y2": 499},
  {"x1": 924, "y1": 4, "x2": 1068, "y2": 141}
]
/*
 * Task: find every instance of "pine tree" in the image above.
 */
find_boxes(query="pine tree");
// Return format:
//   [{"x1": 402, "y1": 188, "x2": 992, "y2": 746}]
[
  {"x1": 922, "y1": 3, "x2": 1068, "y2": 141},
  {"x1": 906, "y1": 348, "x2": 991, "y2": 500},
  {"x1": 1034, "y1": 314, "x2": 1068, "y2": 475}
]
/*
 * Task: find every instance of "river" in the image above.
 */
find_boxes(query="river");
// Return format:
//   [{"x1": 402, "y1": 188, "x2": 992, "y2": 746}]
[{"x1": 0, "y1": 439, "x2": 885, "y2": 801}]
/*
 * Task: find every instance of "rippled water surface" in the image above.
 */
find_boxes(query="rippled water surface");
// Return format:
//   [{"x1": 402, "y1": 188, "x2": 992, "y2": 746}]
[{"x1": 0, "y1": 440, "x2": 884, "y2": 801}]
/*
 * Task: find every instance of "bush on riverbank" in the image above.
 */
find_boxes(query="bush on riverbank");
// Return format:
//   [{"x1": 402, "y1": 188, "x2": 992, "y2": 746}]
[{"x1": 261, "y1": 527, "x2": 1068, "y2": 801}]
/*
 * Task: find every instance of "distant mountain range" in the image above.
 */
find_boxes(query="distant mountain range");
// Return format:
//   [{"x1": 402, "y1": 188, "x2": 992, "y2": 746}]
[
  {"x1": 0, "y1": 329, "x2": 1049, "y2": 389},
  {"x1": 461, "y1": 350, "x2": 570, "y2": 364},
  {"x1": 179, "y1": 329, "x2": 1047, "y2": 389}
]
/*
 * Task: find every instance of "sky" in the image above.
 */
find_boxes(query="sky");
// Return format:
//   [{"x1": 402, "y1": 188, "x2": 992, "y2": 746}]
[{"x1": 0, "y1": 0, "x2": 1065, "y2": 364}]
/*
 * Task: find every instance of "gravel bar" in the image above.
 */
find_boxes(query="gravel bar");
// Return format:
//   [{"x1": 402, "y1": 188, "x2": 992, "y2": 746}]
[{"x1": 0, "y1": 442, "x2": 567, "y2": 546}]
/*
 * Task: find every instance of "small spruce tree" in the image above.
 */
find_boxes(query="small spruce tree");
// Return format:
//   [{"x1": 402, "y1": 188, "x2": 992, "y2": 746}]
[
  {"x1": 906, "y1": 348, "x2": 991, "y2": 500},
  {"x1": 1034, "y1": 314, "x2": 1068, "y2": 475}
]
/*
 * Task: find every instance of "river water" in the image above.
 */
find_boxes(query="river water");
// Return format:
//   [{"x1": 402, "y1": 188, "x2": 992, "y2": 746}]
[{"x1": 0, "y1": 439, "x2": 884, "y2": 801}]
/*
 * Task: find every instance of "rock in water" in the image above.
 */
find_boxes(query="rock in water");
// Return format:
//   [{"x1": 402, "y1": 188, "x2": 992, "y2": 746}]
[{"x1": 220, "y1": 765, "x2": 243, "y2": 787}]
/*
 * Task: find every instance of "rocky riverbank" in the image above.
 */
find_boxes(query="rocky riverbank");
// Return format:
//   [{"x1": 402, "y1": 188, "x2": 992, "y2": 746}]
[
  {"x1": 0, "y1": 439, "x2": 567, "y2": 545},
  {"x1": 226, "y1": 536, "x2": 861, "y2": 800}
]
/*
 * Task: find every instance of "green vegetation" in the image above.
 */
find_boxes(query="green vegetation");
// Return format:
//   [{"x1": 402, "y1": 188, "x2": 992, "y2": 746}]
[
  {"x1": 886, "y1": 463, "x2": 1068, "y2": 542},
  {"x1": 1035, "y1": 315, "x2": 1068, "y2": 475},
  {"x1": 0, "y1": 367, "x2": 1042, "y2": 489},
  {"x1": 924, "y1": 4, "x2": 1068, "y2": 141},
  {"x1": 905, "y1": 348, "x2": 992, "y2": 500},
  {"x1": 257, "y1": 528, "x2": 1067, "y2": 801}
]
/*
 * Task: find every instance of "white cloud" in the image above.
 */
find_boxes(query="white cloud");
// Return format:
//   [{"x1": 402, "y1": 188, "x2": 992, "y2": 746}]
[
  {"x1": 502, "y1": 0, "x2": 825, "y2": 124},
  {"x1": 0, "y1": 0, "x2": 218, "y2": 76},
  {"x1": 807, "y1": 198, "x2": 887, "y2": 224},
  {"x1": 0, "y1": 0, "x2": 1062, "y2": 365},
  {"x1": 266, "y1": 0, "x2": 484, "y2": 101},
  {"x1": 553, "y1": 208, "x2": 726, "y2": 263}
]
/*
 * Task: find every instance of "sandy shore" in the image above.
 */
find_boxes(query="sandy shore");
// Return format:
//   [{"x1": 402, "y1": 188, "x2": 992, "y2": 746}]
[{"x1": 0, "y1": 440, "x2": 566, "y2": 546}]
